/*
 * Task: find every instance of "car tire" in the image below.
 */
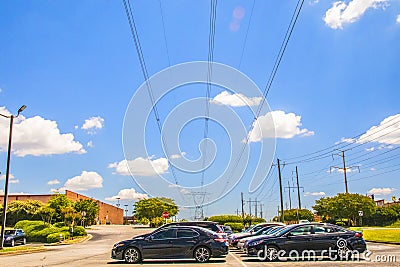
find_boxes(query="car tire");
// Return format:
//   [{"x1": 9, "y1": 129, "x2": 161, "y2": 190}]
[
  {"x1": 194, "y1": 246, "x2": 211, "y2": 263},
  {"x1": 336, "y1": 245, "x2": 351, "y2": 261},
  {"x1": 264, "y1": 246, "x2": 279, "y2": 262},
  {"x1": 123, "y1": 247, "x2": 141, "y2": 264},
  {"x1": 22, "y1": 238, "x2": 26, "y2": 245}
]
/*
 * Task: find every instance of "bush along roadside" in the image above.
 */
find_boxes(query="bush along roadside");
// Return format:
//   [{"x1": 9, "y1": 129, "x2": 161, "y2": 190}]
[{"x1": 14, "y1": 220, "x2": 87, "y2": 243}]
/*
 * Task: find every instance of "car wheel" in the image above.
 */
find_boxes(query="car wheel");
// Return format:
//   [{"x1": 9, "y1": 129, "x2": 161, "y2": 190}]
[
  {"x1": 265, "y1": 246, "x2": 279, "y2": 261},
  {"x1": 10, "y1": 239, "x2": 15, "y2": 247},
  {"x1": 337, "y1": 245, "x2": 351, "y2": 261},
  {"x1": 123, "y1": 247, "x2": 141, "y2": 264},
  {"x1": 194, "y1": 246, "x2": 211, "y2": 263},
  {"x1": 22, "y1": 238, "x2": 26, "y2": 245}
]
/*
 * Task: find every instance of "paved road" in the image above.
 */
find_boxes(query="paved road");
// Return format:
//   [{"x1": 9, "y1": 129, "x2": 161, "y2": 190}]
[{"x1": 0, "y1": 226, "x2": 399, "y2": 267}]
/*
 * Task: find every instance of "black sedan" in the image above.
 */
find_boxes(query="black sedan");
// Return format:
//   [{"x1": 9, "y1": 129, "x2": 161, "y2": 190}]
[
  {"x1": 246, "y1": 223, "x2": 366, "y2": 261},
  {"x1": 3, "y1": 229, "x2": 26, "y2": 247},
  {"x1": 111, "y1": 226, "x2": 228, "y2": 263}
]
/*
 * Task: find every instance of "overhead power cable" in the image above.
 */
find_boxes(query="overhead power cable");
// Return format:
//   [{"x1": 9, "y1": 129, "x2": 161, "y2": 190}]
[{"x1": 122, "y1": 0, "x2": 180, "y2": 186}]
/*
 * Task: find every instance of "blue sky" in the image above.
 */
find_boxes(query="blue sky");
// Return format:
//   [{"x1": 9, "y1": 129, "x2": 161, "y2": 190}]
[{"x1": 0, "y1": 0, "x2": 399, "y2": 220}]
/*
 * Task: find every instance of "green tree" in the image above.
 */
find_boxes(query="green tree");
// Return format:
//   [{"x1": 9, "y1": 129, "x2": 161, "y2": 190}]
[
  {"x1": 134, "y1": 198, "x2": 178, "y2": 227},
  {"x1": 61, "y1": 206, "x2": 82, "y2": 226},
  {"x1": 6, "y1": 200, "x2": 44, "y2": 225},
  {"x1": 48, "y1": 194, "x2": 73, "y2": 222},
  {"x1": 73, "y1": 199, "x2": 99, "y2": 226},
  {"x1": 272, "y1": 209, "x2": 314, "y2": 222},
  {"x1": 313, "y1": 193, "x2": 376, "y2": 226},
  {"x1": 36, "y1": 206, "x2": 56, "y2": 225}
]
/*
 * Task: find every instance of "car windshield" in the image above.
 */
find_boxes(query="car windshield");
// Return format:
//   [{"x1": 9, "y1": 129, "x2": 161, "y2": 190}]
[{"x1": 4, "y1": 230, "x2": 16, "y2": 235}]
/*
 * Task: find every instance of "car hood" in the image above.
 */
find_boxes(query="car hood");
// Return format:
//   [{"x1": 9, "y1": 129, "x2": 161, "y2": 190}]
[{"x1": 231, "y1": 233, "x2": 251, "y2": 239}]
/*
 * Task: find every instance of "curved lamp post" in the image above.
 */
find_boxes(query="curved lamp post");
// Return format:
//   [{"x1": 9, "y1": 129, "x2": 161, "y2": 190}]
[{"x1": 0, "y1": 105, "x2": 26, "y2": 249}]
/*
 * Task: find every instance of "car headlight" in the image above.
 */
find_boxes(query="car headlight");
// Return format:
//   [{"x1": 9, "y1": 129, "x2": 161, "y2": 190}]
[
  {"x1": 113, "y1": 243, "x2": 125, "y2": 249},
  {"x1": 248, "y1": 240, "x2": 263, "y2": 247}
]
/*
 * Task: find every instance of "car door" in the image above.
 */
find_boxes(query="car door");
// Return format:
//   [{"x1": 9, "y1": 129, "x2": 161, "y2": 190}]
[
  {"x1": 141, "y1": 228, "x2": 177, "y2": 259},
  {"x1": 283, "y1": 226, "x2": 314, "y2": 255},
  {"x1": 174, "y1": 229, "x2": 200, "y2": 258},
  {"x1": 310, "y1": 225, "x2": 338, "y2": 253}
]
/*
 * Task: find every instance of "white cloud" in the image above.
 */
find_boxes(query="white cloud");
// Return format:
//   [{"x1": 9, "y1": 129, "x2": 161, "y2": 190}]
[
  {"x1": 370, "y1": 167, "x2": 376, "y2": 171},
  {"x1": 62, "y1": 171, "x2": 103, "y2": 191},
  {"x1": 248, "y1": 110, "x2": 314, "y2": 143},
  {"x1": 365, "y1": 147, "x2": 375, "y2": 152},
  {"x1": 0, "y1": 107, "x2": 85, "y2": 157},
  {"x1": 397, "y1": 14, "x2": 400, "y2": 24},
  {"x1": 211, "y1": 91, "x2": 262, "y2": 107},
  {"x1": 304, "y1": 191, "x2": 326, "y2": 196},
  {"x1": 368, "y1": 187, "x2": 396, "y2": 196},
  {"x1": 335, "y1": 137, "x2": 355, "y2": 145},
  {"x1": 324, "y1": 0, "x2": 388, "y2": 29},
  {"x1": 309, "y1": 0, "x2": 320, "y2": 5},
  {"x1": 170, "y1": 152, "x2": 186, "y2": 159},
  {"x1": 180, "y1": 188, "x2": 190, "y2": 194},
  {"x1": 87, "y1": 141, "x2": 94, "y2": 148},
  {"x1": 0, "y1": 174, "x2": 19, "y2": 184},
  {"x1": 47, "y1": 179, "x2": 60, "y2": 185},
  {"x1": 109, "y1": 157, "x2": 169, "y2": 177},
  {"x1": 0, "y1": 189, "x2": 3, "y2": 195},
  {"x1": 105, "y1": 188, "x2": 148, "y2": 201},
  {"x1": 81, "y1": 116, "x2": 104, "y2": 132},
  {"x1": 356, "y1": 114, "x2": 400, "y2": 145}
]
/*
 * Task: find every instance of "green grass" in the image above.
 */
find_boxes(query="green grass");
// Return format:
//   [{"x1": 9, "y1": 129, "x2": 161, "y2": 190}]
[
  {"x1": 386, "y1": 220, "x2": 400, "y2": 228},
  {"x1": 0, "y1": 246, "x2": 45, "y2": 254},
  {"x1": 350, "y1": 228, "x2": 400, "y2": 243}
]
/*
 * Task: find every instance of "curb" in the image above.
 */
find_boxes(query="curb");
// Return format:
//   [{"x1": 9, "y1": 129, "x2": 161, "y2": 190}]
[
  {"x1": 366, "y1": 240, "x2": 400, "y2": 245},
  {"x1": 0, "y1": 247, "x2": 47, "y2": 256},
  {"x1": 44, "y1": 234, "x2": 93, "y2": 246}
]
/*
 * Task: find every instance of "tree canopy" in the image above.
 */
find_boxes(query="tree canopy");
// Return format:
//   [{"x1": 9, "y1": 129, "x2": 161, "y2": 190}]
[
  {"x1": 134, "y1": 197, "x2": 178, "y2": 227},
  {"x1": 313, "y1": 193, "x2": 376, "y2": 226}
]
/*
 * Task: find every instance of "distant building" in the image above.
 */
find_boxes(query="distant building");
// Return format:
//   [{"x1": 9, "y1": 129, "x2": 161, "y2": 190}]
[
  {"x1": 0, "y1": 190, "x2": 123, "y2": 225},
  {"x1": 375, "y1": 199, "x2": 400, "y2": 207}
]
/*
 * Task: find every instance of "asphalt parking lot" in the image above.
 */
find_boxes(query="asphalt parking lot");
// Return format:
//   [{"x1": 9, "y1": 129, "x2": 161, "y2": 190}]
[{"x1": 0, "y1": 225, "x2": 399, "y2": 267}]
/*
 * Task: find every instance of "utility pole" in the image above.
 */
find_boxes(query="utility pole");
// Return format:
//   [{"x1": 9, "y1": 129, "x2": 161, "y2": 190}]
[
  {"x1": 259, "y1": 203, "x2": 264, "y2": 218},
  {"x1": 254, "y1": 197, "x2": 258, "y2": 218},
  {"x1": 248, "y1": 198, "x2": 252, "y2": 217},
  {"x1": 296, "y1": 166, "x2": 302, "y2": 209},
  {"x1": 285, "y1": 181, "x2": 292, "y2": 210},
  {"x1": 277, "y1": 159, "x2": 284, "y2": 223},
  {"x1": 331, "y1": 150, "x2": 360, "y2": 194},
  {"x1": 241, "y1": 192, "x2": 245, "y2": 218}
]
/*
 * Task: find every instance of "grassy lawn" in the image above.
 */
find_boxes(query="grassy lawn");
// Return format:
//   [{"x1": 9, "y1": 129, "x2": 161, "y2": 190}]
[
  {"x1": 0, "y1": 246, "x2": 45, "y2": 254},
  {"x1": 350, "y1": 227, "x2": 400, "y2": 243}
]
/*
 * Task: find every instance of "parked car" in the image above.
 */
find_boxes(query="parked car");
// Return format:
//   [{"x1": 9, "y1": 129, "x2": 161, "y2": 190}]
[
  {"x1": 111, "y1": 226, "x2": 229, "y2": 263},
  {"x1": 3, "y1": 229, "x2": 26, "y2": 247},
  {"x1": 238, "y1": 226, "x2": 285, "y2": 250},
  {"x1": 222, "y1": 225, "x2": 233, "y2": 235},
  {"x1": 159, "y1": 221, "x2": 224, "y2": 234},
  {"x1": 246, "y1": 223, "x2": 366, "y2": 261},
  {"x1": 229, "y1": 223, "x2": 284, "y2": 247}
]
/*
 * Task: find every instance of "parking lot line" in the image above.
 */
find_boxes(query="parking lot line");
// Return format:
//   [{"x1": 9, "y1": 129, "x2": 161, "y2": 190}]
[{"x1": 229, "y1": 252, "x2": 247, "y2": 267}]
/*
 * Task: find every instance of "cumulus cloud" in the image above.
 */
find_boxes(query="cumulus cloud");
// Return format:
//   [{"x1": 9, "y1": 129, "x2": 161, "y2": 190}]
[
  {"x1": 105, "y1": 188, "x2": 148, "y2": 201},
  {"x1": 248, "y1": 110, "x2": 314, "y2": 143},
  {"x1": 47, "y1": 179, "x2": 60, "y2": 185},
  {"x1": 87, "y1": 141, "x2": 94, "y2": 148},
  {"x1": 304, "y1": 191, "x2": 326, "y2": 196},
  {"x1": 397, "y1": 14, "x2": 400, "y2": 24},
  {"x1": 211, "y1": 91, "x2": 262, "y2": 107},
  {"x1": 62, "y1": 171, "x2": 103, "y2": 191},
  {"x1": 170, "y1": 152, "x2": 186, "y2": 159},
  {"x1": 81, "y1": 116, "x2": 104, "y2": 133},
  {"x1": 368, "y1": 187, "x2": 396, "y2": 196},
  {"x1": 324, "y1": 0, "x2": 388, "y2": 29},
  {"x1": 0, "y1": 174, "x2": 19, "y2": 184},
  {"x1": 109, "y1": 157, "x2": 169, "y2": 177},
  {"x1": 0, "y1": 107, "x2": 85, "y2": 157},
  {"x1": 356, "y1": 114, "x2": 400, "y2": 145},
  {"x1": 309, "y1": 0, "x2": 320, "y2": 5}
]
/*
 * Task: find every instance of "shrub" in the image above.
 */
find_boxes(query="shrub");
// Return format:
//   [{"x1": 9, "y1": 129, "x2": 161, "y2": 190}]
[
  {"x1": 72, "y1": 226, "x2": 87, "y2": 236},
  {"x1": 47, "y1": 231, "x2": 70, "y2": 243},
  {"x1": 207, "y1": 215, "x2": 243, "y2": 225},
  {"x1": 224, "y1": 222, "x2": 244, "y2": 233},
  {"x1": 53, "y1": 222, "x2": 66, "y2": 228}
]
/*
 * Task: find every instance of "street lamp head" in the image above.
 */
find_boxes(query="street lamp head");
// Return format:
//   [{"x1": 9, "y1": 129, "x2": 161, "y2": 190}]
[{"x1": 17, "y1": 105, "x2": 27, "y2": 115}]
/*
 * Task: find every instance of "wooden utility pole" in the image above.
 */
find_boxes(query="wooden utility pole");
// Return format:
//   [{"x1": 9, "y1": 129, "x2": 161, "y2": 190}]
[
  {"x1": 241, "y1": 192, "x2": 245, "y2": 218},
  {"x1": 296, "y1": 166, "x2": 302, "y2": 209},
  {"x1": 277, "y1": 159, "x2": 284, "y2": 223},
  {"x1": 331, "y1": 150, "x2": 359, "y2": 194}
]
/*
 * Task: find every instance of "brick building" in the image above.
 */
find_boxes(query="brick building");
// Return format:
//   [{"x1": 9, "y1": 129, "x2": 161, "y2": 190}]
[{"x1": 0, "y1": 190, "x2": 123, "y2": 225}]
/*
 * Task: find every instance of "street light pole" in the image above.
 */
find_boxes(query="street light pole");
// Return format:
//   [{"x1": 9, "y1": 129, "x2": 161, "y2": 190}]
[{"x1": 0, "y1": 105, "x2": 26, "y2": 249}]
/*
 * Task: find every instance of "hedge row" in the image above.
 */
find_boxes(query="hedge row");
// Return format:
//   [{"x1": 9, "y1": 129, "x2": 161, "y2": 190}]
[{"x1": 14, "y1": 220, "x2": 86, "y2": 243}]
